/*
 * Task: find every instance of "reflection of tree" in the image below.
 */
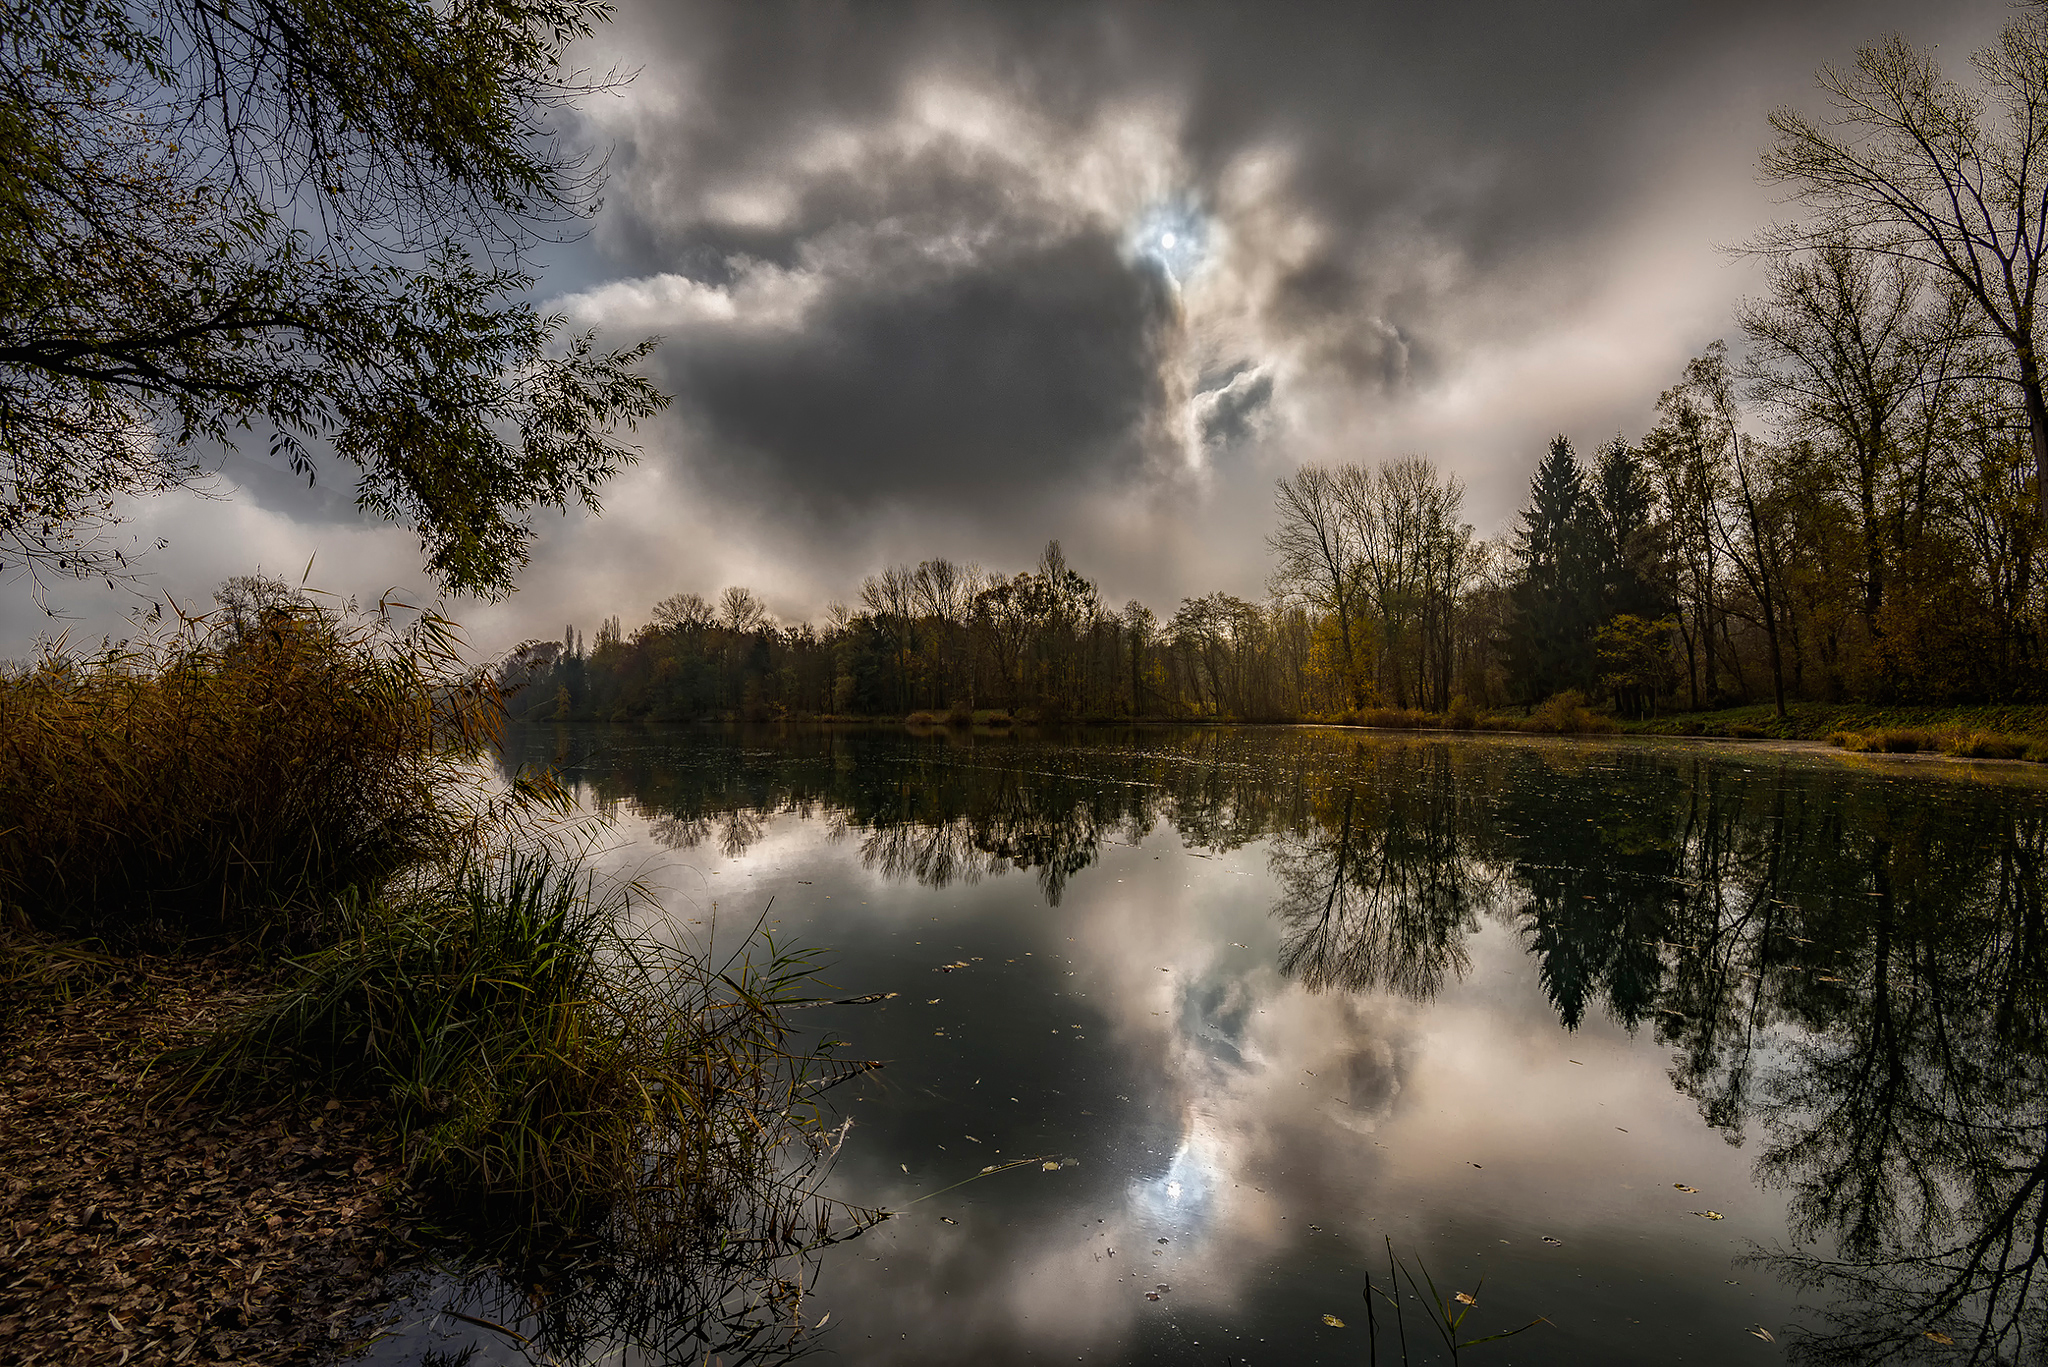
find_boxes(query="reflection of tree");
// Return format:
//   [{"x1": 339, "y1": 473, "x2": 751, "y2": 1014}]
[
  {"x1": 1267, "y1": 747, "x2": 1493, "y2": 998},
  {"x1": 1655, "y1": 793, "x2": 2048, "y2": 1363}
]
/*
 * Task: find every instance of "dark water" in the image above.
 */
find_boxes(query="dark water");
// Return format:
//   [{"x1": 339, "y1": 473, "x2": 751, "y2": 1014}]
[{"x1": 381, "y1": 724, "x2": 2048, "y2": 1365}]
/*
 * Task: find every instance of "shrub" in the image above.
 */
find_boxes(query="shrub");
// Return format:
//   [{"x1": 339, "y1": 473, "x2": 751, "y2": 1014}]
[
  {"x1": 1523, "y1": 691, "x2": 1620, "y2": 735},
  {"x1": 1827, "y1": 731, "x2": 1859, "y2": 750},
  {"x1": 905, "y1": 710, "x2": 942, "y2": 725},
  {"x1": 0, "y1": 580, "x2": 502, "y2": 944},
  {"x1": 1444, "y1": 696, "x2": 1478, "y2": 730},
  {"x1": 945, "y1": 699, "x2": 974, "y2": 727}
]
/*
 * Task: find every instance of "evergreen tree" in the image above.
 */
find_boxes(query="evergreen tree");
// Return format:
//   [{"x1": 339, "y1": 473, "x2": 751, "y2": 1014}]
[
  {"x1": 1506, "y1": 436, "x2": 1600, "y2": 698},
  {"x1": 1589, "y1": 438, "x2": 1664, "y2": 621}
]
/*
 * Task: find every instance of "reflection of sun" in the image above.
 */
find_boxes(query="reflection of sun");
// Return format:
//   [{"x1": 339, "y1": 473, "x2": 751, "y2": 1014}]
[{"x1": 1130, "y1": 1121, "x2": 1226, "y2": 1237}]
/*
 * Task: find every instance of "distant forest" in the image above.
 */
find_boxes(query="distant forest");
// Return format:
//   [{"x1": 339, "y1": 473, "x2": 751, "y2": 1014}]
[
  {"x1": 508, "y1": 320, "x2": 2040, "y2": 724},
  {"x1": 515, "y1": 34, "x2": 2048, "y2": 724}
]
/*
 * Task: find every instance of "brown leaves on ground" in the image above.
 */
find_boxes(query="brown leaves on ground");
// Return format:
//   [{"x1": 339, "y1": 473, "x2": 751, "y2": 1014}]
[{"x1": 0, "y1": 947, "x2": 409, "y2": 1366}]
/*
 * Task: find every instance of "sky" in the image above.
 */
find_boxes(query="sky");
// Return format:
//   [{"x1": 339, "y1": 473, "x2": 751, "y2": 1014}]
[{"x1": 1, "y1": 0, "x2": 2015, "y2": 659}]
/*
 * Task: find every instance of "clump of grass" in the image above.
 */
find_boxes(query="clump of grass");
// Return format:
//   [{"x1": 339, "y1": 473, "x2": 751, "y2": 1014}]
[
  {"x1": 188, "y1": 850, "x2": 876, "y2": 1253},
  {"x1": 1831, "y1": 728, "x2": 1939, "y2": 754},
  {"x1": 1444, "y1": 696, "x2": 1479, "y2": 731},
  {"x1": 905, "y1": 710, "x2": 943, "y2": 725},
  {"x1": 945, "y1": 699, "x2": 974, "y2": 727},
  {"x1": 1520, "y1": 691, "x2": 1620, "y2": 735},
  {"x1": 0, "y1": 578, "x2": 505, "y2": 945},
  {"x1": 1946, "y1": 730, "x2": 2029, "y2": 760},
  {"x1": 974, "y1": 709, "x2": 1014, "y2": 728}
]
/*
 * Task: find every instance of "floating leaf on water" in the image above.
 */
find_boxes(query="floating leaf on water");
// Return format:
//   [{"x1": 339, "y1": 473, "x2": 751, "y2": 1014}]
[
  {"x1": 1158, "y1": 1237, "x2": 1170, "y2": 1244},
  {"x1": 1454, "y1": 1292, "x2": 1478, "y2": 1306},
  {"x1": 1156, "y1": 1284, "x2": 1170, "y2": 1292},
  {"x1": 1674, "y1": 1184, "x2": 1698, "y2": 1193},
  {"x1": 900, "y1": 1164, "x2": 908, "y2": 1173},
  {"x1": 1542, "y1": 1236, "x2": 1563, "y2": 1245},
  {"x1": 980, "y1": 1165, "x2": 997, "y2": 1174},
  {"x1": 1308, "y1": 1225, "x2": 1322, "y2": 1233},
  {"x1": 940, "y1": 1217, "x2": 957, "y2": 1225},
  {"x1": 926, "y1": 998, "x2": 941, "y2": 1004},
  {"x1": 1925, "y1": 1331, "x2": 1955, "y2": 1345},
  {"x1": 1749, "y1": 1326, "x2": 1776, "y2": 1342},
  {"x1": 1145, "y1": 1292, "x2": 1161, "y2": 1301},
  {"x1": 1693, "y1": 1211, "x2": 1725, "y2": 1220},
  {"x1": 965, "y1": 1135, "x2": 981, "y2": 1142},
  {"x1": 1042, "y1": 1161, "x2": 1060, "y2": 1171},
  {"x1": 1469, "y1": 1162, "x2": 1483, "y2": 1169},
  {"x1": 1322, "y1": 1314, "x2": 1346, "y2": 1327}
]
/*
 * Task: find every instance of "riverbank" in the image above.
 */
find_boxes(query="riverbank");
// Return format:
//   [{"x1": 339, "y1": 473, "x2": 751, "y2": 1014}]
[{"x1": 0, "y1": 943, "x2": 409, "y2": 1366}]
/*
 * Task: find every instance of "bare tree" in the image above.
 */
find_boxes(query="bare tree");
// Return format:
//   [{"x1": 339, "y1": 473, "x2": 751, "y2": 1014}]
[
  {"x1": 1268, "y1": 466, "x2": 1369, "y2": 707},
  {"x1": 1761, "y1": 18, "x2": 2048, "y2": 524}
]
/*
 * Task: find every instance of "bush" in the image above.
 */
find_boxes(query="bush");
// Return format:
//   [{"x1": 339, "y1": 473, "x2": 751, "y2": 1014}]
[
  {"x1": 945, "y1": 699, "x2": 974, "y2": 727},
  {"x1": 0, "y1": 579, "x2": 501, "y2": 944},
  {"x1": 1827, "y1": 731, "x2": 1858, "y2": 750},
  {"x1": 905, "y1": 710, "x2": 942, "y2": 725},
  {"x1": 1444, "y1": 695, "x2": 1478, "y2": 730},
  {"x1": 1522, "y1": 691, "x2": 1620, "y2": 735}
]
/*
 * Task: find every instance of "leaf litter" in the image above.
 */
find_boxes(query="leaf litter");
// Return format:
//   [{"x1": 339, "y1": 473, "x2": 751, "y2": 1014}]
[{"x1": 0, "y1": 951, "x2": 407, "y2": 1366}]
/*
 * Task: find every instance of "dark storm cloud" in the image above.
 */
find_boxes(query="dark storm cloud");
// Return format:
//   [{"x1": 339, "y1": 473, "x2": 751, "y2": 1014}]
[{"x1": 660, "y1": 232, "x2": 1176, "y2": 504}]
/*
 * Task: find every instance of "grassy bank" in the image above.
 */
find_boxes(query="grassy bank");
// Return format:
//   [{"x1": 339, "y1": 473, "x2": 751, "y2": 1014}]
[{"x1": 0, "y1": 583, "x2": 874, "y2": 1364}]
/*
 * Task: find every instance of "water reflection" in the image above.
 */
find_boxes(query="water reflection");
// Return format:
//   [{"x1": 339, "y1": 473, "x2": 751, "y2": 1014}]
[{"x1": 499, "y1": 724, "x2": 2048, "y2": 1362}]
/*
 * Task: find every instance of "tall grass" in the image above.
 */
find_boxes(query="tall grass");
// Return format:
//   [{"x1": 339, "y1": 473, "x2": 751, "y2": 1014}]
[
  {"x1": 188, "y1": 851, "x2": 878, "y2": 1254},
  {"x1": 0, "y1": 581, "x2": 509, "y2": 943}
]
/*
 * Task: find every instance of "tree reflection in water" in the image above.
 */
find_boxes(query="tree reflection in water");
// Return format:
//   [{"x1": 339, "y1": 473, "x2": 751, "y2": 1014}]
[{"x1": 502, "y1": 723, "x2": 2048, "y2": 1362}]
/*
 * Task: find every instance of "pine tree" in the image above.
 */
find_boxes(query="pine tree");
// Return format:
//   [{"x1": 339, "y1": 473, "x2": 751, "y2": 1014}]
[{"x1": 1506, "y1": 436, "x2": 1600, "y2": 699}]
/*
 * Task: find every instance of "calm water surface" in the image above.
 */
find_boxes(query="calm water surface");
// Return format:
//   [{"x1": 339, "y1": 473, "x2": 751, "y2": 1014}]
[{"x1": 382, "y1": 724, "x2": 2048, "y2": 1365}]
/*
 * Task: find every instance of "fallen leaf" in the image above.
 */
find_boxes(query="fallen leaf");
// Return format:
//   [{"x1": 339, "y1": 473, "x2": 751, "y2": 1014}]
[
  {"x1": 1749, "y1": 1326, "x2": 1775, "y2": 1342},
  {"x1": 1542, "y1": 1236, "x2": 1563, "y2": 1245},
  {"x1": 817, "y1": 1312, "x2": 830, "y2": 1327},
  {"x1": 1042, "y1": 1161, "x2": 1059, "y2": 1172},
  {"x1": 1925, "y1": 1331, "x2": 1955, "y2": 1345},
  {"x1": 1158, "y1": 1237, "x2": 1169, "y2": 1244},
  {"x1": 1145, "y1": 1292, "x2": 1161, "y2": 1301},
  {"x1": 1156, "y1": 1283, "x2": 1170, "y2": 1291},
  {"x1": 1455, "y1": 1292, "x2": 1478, "y2": 1306},
  {"x1": 900, "y1": 1164, "x2": 908, "y2": 1173},
  {"x1": 940, "y1": 1217, "x2": 957, "y2": 1225},
  {"x1": 1674, "y1": 1184, "x2": 1698, "y2": 1193},
  {"x1": 1322, "y1": 1313, "x2": 1346, "y2": 1327},
  {"x1": 1693, "y1": 1211, "x2": 1725, "y2": 1220}
]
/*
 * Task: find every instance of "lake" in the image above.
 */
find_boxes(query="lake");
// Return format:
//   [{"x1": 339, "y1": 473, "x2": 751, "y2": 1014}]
[{"x1": 373, "y1": 723, "x2": 2048, "y2": 1365}]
